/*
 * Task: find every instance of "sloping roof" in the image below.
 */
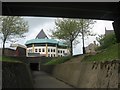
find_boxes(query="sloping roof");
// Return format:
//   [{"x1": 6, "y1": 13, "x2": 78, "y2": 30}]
[
  {"x1": 10, "y1": 44, "x2": 26, "y2": 49},
  {"x1": 36, "y1": 29, "x2": 48, "y2": 39}
]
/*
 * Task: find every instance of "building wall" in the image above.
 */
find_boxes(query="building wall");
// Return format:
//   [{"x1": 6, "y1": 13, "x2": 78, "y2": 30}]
[
  {"x1": 17, "y1": 47, "x2": 26, "y2": 57},
  {"x1": 85, "y1": 41, "x2": 98, "y2": 54},
  {"x1": 47, "y1": 46, "x2": 57, "y2": 57},
  {"x1": 58, "y1": 48, "x2": 68, "y2": 57},
  {"x1": 4, "y1": 48, "x2": 16, "y2": 56},
  {"x1": 26, "y1": 45, "x2": 68, "y2": 57},
  {"x1": 0, "y1": 47, "x2": 26, "y2": 57},
  {"x1": 105, "y1": 30, "x2": 114, "y2": 36}
]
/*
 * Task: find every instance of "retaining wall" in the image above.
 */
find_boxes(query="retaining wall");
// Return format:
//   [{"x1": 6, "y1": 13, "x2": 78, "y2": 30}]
[
  {"x1": 2, "y1": 62, "x2": 33, "y2": 88},
  {"x1": 43, "y1": 60, "x2": 119, "y2": 88}
]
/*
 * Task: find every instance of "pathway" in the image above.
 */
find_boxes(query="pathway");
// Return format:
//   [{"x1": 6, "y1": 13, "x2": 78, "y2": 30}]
[{"x1": 32, "y1": 71, "x2": 73, "y2": 88}]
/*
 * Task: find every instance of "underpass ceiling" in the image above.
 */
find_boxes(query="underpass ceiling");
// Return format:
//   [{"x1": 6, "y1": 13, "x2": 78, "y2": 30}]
[{"x1": 2, "y1": 2, "x2": 120, "y2": 20}]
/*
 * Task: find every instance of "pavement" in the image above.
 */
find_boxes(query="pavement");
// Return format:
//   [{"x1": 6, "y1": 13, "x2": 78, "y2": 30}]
[{"x1": 32, "y1": 71, "x2": 73, "y2": 88}]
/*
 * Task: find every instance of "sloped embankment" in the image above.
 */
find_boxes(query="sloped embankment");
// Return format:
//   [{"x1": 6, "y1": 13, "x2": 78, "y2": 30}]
[
  {"x1": 52, "y1": 60, "x2": 119, "y2": 88},
  {"x1": 2, "y1": 61, "x2": 33, "y2": 88}
]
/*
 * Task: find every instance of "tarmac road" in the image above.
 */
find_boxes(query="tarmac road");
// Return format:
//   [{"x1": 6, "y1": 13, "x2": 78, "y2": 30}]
[{"x1": 32, "y1": 71, "x2": 73, "y2": 88}]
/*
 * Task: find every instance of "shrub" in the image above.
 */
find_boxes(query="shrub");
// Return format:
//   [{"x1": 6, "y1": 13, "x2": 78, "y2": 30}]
[{"x1": 96, "y1": 33, "x2": 117, "y2": 50}]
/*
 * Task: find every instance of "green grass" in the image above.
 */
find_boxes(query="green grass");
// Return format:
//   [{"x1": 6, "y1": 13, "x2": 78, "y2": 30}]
[
  {"x1": 44, "y1": 56, "x2": 72, "y2": 65},
  {"x1": 84, "y1": 43, "x2": 120, "y2": 62},
  {"x1": 0, "y1": 56, "x2": 22, "y2": 63}
]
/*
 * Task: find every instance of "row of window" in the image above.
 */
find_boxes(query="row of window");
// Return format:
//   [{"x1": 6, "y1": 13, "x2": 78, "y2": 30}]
[
  {"x1": 49, "y1": 54, "x2": 64, "y2": 57},
  {"x1": 48, "y1": 54, "x2": 63, "y2": 57},
  {"x1": 58, "y1": 50, "x2": 65, "y2": 54},
  {"x1": 48, "y1": 48, "x2": 56, "y2": 52},
  {"x1": 28, "y1": 49, "x2": 32, "y2": 53},
  {"x1": 48, "y1": 54, "x2": 56, "y2": 57},
  {"x1": 35, "y1": 48, "x2": 45, "y2": 52},
  {"x1": 28, "y1": 48, "x2": 65, "y2": 54}
]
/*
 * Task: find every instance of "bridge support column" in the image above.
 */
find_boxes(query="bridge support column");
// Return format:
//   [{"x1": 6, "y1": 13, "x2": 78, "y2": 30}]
[
  {"x1": 112, "y1": 18, "x2": 120, "y2": 43},
  {"x1": 112, "y1": 16, "x2": 120, "y2": 88}
]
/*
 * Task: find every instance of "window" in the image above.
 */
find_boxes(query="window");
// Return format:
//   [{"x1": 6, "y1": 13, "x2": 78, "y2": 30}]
[
  {"x1": 52, "y1": 54, "x2": 55, "y2": 57},
  {"x1": 58, "y1": 50, "x2": 60, "y2": 53},
  {"x1": 53, "y1": 49, "x2": 55, "y2": 52},
  {"x1": 35, "y1": 49, "x2": 37, "y2": 52},
  {"x1": 28, "y1": 49, "x2": 32, "y2": 53},
  {"x1": 48, "y1": 48, "x2": 50, "y2": 52},
  {"x1": 39, "y1": 49, "x2": 41, "y2": 52},
  {"x1": 48, "y1": 54, "x2": 50, "y2": 57},
  {"x1": 63, "y1": 51, "x2": 65, "y2": 54},
  {"x1": 42, "y1": 48, "x2": 45, "y2": 52},
  {"x1": 51, "y1": 49, "x2": 53, "y2": 52},
  {"x1": 61, "y1": 50, "x2": 62, "y2": 53}
]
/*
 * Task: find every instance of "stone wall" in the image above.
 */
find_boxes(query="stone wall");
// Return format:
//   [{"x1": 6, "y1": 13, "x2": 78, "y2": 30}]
[{"x1": 52, "y1": 60, "x2": 119, "y2": 88}]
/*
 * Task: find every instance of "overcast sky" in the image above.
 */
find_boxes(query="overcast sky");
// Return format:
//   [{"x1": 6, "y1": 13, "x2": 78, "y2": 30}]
[{"x1": 0, "y1": 17, "x2": 114, "y2": 55}]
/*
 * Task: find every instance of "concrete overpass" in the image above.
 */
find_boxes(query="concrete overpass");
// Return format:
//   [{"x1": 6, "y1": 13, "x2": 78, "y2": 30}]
[{"x1": 2, "y1": 2, "x2": 120, "y2": 42}]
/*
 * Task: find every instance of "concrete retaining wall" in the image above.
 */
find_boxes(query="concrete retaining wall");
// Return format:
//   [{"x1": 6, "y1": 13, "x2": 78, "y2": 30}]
[
  {"x1": 52, "y1": 60, "x2": 119, "y2": 88},
  {"x1": 2, "y1": 62, "x2": 33, "y2": 88},
  {"x1": 40, "y1": 65, "x2": 55, "y2": 74}
]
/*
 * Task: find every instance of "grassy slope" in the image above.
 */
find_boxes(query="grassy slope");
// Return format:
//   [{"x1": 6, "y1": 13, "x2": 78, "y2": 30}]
[
  {"x1": 44, "y1": 56, "x2": 72, "y2": 65},
  {"x1": 0, "y1": 56, "x2": 22, "y2": 63},
  {"x1": 84, "y1": 43, "x2": 119, "y2": 62}
]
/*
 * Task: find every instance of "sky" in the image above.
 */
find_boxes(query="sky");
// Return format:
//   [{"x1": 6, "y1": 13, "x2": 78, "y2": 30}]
[{"x1": 0, "y1": 17, "x2": 114, "y2": 55}]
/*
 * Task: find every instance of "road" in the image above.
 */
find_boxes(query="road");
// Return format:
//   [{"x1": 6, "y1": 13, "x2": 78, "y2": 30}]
[{"x1": 32, "y1": 71, "x2": 73, "y2": 88}]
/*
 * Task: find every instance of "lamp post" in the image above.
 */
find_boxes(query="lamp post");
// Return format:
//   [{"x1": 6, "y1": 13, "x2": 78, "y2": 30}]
[{"x1": 81, "y1": 19, "x2": 86, "y2": 54}]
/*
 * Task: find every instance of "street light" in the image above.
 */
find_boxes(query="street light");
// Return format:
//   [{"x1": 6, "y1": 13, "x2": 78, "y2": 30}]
[{"x1": 81, "y1": 19, "x2": 86, "y2": 54}]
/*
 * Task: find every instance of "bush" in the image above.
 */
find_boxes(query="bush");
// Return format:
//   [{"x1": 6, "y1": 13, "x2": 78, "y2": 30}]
[{"x1": 96, "y1": 33, "x2": 117, "y2": 50}]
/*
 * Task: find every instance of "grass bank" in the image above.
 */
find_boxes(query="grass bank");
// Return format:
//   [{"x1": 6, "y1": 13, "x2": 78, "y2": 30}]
[
  {"x1": 0, "y1": 56, "x2": 22, "y2": 63},
  {"x1": 44, "y1": 56, "x2": 72, "y2": 65},
  {"x1": 84, "y1": 43, "x2": 120, "y2": 62}
]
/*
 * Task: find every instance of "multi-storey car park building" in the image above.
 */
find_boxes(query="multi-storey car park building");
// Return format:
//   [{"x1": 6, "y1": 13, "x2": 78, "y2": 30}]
[{"x1": 25, "y1": 29, "x2": 70, "y2": 57}]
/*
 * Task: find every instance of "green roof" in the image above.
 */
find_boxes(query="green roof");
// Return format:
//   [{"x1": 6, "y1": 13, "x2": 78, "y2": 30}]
[
  {"x1": 25, "y1": 39, "x2": 58, "y2": 45},
  {"x1": 58, "y1": 42, "x2": 67, "y2": 47},
  {"x1": 25, "y1": 39, "x2": 67, "y2": 47}
]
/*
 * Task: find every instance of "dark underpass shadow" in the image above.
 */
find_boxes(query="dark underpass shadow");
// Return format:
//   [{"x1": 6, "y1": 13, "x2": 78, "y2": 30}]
[{"x1": 30, "y1": 63, "x2": 39, "y2": 71}]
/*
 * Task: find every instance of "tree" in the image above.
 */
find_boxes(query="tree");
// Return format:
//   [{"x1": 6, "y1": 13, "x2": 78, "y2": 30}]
[
  {"x1": 0, "y1": 16, "x2": 28, "y2": 55},
  {"x1": 51, "y1": 18, "x2": 95, "y2": 56}
]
